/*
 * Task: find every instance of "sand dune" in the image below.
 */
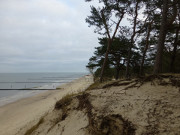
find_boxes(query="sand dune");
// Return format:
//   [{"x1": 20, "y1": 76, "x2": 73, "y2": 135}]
[{"x1": 21, "y1": 76, "x2": 180, "y2": 135}]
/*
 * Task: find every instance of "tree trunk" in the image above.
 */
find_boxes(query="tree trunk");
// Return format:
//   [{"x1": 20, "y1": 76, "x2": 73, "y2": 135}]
[
  {"x1": 100, "y1": 39, "x2": 112, "y2": 82},
  {"x1": 139, "y1": 22, "x2": 152, "y2": 76},
  {"x1": 100, "y1": 12, "x2": 124, "y2": 82},
  {"x1": 153, "y1": 0, "x2": 169, "y2": 74},
  {"x1": 126, "y1": 1, "x2": 139, "y2": 78},
  {"x1": 115, "y1": 58, "x2": 120, "y2": 80},
  {"x1": 115, "y1": 67, "x2": 120, "y2": 80},
  {"x1": 170, "y1": 25, "x2": 179, "y2": 72}
]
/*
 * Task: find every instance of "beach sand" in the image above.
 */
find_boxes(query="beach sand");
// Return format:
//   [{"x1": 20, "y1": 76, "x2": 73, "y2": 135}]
[{"x1": 0, "y1": 75, "x2": 93, "y2": 135}]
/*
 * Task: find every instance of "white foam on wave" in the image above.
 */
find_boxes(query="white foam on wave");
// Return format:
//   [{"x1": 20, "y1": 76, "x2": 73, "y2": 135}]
[
  {"x1": 0, "y1": 77, "x2": 79, "y2": 107},
  {"x1": 0, "y1": 79, "x2": 71, "y2": 107}
]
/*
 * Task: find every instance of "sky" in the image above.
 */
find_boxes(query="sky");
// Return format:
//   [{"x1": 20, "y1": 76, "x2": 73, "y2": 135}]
[{"x1": 0, "y1": 0, "x2": 100, "y2": 73}]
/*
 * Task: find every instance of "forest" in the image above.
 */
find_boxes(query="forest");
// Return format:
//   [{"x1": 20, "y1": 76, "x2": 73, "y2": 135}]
[{"x1": 85, "y1": 0, "x2": 180, "y2": 82}]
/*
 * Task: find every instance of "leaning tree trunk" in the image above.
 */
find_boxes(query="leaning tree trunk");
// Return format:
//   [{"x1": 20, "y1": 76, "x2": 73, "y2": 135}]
[
  {"x1": 126, "y1": 1, "x2": 139, "y2": 78},
  {"x1": 115, "y1": 58, "x2": 120, "y2": 80},
  {"x1": 139, "y1": 22, "x2": 152, "y2": 76},
  {"x1": 170, "y1": 25, "x2": 179, "y2": 72},
  {"x1": 153, "y1": 0, "x2": 178, "y2": 74},
  {"x1": 100, "y1": 13, "x2": 124, "y2": 82},
  {"x1": 153, "y1": 0, "x2": 169, "y2": 74},
  {"x1": 126, "y1": 34, "x2": 135, "y2": 78},
  {"x1": 100, "y1": 39, "x2": 112, "y2": 82}
]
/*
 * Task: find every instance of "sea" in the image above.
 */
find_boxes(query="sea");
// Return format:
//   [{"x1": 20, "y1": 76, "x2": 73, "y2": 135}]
[{"x1": 0, "y1": 72, "x2": 87, "y2": 106}]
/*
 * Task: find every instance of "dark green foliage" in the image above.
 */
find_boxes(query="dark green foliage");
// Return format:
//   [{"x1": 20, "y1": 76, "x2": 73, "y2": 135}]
[
  {"x1": 94, "y1": 67, "x2": 115, "y2": 79},
  {"x1": 87, "y1": 37, "x2": 129, "y2": 79},
  {"x1": 87, "y1": 36, "x2": 143, "y2": 79},
  {"x1": 85, "y1": 0, "x2": 180, "y2": 80}
]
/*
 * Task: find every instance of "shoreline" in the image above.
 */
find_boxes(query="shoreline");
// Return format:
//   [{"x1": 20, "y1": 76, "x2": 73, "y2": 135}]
[
  {"x1": 0, "y1": 78, "x2": 79, "y2": 107},
  {"x1": 0, "y1": 89, "x2": 49, "y2": 107},
  {"x1": 0, "y1": 75, "x2": 93, "y2": 135}
]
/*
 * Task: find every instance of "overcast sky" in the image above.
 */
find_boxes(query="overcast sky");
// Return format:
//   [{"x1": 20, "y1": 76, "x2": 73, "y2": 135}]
[{"x1": 0, "y1": 0, "x2": 101, "y2": 73}]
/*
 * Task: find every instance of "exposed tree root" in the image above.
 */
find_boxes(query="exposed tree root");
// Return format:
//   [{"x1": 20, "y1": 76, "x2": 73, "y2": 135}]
[
  {"x1": 138, "y1": 74, "x2": 180, "y2": 88},
  {"x1": 102, "y1": 81, "x2": 134, "y2": 89}
]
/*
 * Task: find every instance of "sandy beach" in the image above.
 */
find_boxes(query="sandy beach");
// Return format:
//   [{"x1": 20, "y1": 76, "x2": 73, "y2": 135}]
[{"x1": 0, "y1": 75, "x2": 93, "y2": 135}]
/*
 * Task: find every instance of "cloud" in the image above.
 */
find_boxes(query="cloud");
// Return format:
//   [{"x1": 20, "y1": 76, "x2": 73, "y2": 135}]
[{"x1": 0, "y1": 0, "x2": 99, "y2": 72}]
